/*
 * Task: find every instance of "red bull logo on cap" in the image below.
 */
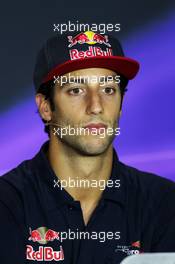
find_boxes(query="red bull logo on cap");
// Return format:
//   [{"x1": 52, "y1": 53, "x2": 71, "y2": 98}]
[
  {"x1": 68, "y1": 31, "x2": 113, "y2": 61},
  {"x1": 68, "y1": 31, "x2": 111, "y2": 47},
  {"x1": 69, "y1": 46, "x2": 113, "y2": 60}
]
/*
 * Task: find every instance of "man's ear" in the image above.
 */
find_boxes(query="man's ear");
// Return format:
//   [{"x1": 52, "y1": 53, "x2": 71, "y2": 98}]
[{"x1": 35, "y1": 93, "x2": 52, "y2": 121}]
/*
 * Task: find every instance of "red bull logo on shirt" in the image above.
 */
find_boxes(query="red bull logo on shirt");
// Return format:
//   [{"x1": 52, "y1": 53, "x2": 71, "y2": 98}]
[
  {"x1": 28, "y1": 227, "x2": 60, "y2": 244},
  {"x1": 26, "y1": 245, "x2": 64, "y2": 261},
  {"x1": 68, "y1": 31, "x2": 111, "y2": 47},
  {"x1": 27, "y1": 227, "x2": 64, "y2": 261}
]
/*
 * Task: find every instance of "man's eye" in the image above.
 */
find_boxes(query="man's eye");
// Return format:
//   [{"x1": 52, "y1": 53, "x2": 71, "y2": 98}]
[
  {"x1": 103, "y1": 87, "x2": 116, "y2": 94},
  {"x1": 68, "y1": 88, "x2": 83, "y2": 95}
]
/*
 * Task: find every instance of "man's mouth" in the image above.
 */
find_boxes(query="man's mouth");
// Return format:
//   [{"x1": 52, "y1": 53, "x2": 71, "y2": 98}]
[{"x1": 83, "y1": 123, "x2": 107, "y2": 130}]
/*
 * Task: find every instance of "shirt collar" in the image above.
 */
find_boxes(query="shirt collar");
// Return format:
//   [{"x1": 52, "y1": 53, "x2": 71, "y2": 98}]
[{"x1": 31, "y1": 140, "x2": 126, "y2": 211}]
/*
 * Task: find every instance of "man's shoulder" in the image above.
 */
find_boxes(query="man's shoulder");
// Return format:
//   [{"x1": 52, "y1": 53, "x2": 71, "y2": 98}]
[
  {"x1": 0, "y1": 156, "x2": 38, "y2": 211},
  {"x1": 118, "y1": 160, "x2": 175, "y2": 202},
  {"x1": 0, "y1": 141, "x2": 50, "y2": 196},
  {"x1": 0, "y1": 158, "x2": 34, "y2": 190},
  {"x1": 0, "y1": 160, "x2": 32, "y2": 226},
  {"x1": 119, "y1": 160, "x2": 175, "y2": 184}
]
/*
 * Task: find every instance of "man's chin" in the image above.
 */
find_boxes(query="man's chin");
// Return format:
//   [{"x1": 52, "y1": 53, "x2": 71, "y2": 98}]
[
  {"x1": 74, "y1": 137, "x2": 114, "y2": 156},
  {"x1": 57, "y1": 134, "x2": 114, "y2": 156}
]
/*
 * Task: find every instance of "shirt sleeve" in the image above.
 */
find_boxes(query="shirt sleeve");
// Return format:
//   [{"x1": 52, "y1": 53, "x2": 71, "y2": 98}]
[
  {"x1": 151, "y1": 186, "x2": 175, "y2": 252},
  {"x1": 0, "y1": 201, "x2": 26, "y2": 263}
]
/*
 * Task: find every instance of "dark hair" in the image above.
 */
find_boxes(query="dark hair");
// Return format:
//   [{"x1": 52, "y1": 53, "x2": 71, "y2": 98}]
[{"x1": 36, "y1": 75, "x2": 128, "y2": 137}]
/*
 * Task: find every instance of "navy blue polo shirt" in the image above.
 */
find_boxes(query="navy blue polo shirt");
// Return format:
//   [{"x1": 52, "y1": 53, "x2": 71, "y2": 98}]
[{"x1": 0, "y1": 140, "x2": 175, "y2": 264}]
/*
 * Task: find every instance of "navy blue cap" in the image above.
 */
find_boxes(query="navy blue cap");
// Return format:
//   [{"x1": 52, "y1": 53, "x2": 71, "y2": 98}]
[{"x1": 33, "y1": 31, "x2": 140, "y2": 92}]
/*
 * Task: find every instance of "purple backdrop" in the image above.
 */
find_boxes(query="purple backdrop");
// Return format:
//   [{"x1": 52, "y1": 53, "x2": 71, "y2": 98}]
[{"x1": 0, "y1": 11, "x2": 175, "y2": 181}]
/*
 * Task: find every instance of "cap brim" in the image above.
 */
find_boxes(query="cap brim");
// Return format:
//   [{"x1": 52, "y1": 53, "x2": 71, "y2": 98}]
[{"x1": 42, "y1": 56, "x2": 140, "y2": 84}]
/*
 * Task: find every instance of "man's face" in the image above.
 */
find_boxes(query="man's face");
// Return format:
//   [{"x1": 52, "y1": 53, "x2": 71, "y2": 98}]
[{"x1": 50, "y1": 68, "x2": 122, "y2": 156}]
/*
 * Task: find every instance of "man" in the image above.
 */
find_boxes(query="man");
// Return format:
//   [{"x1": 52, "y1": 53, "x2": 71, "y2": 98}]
[{"x1": 0, "y1": 31, "x2": 175, "y2": 264}]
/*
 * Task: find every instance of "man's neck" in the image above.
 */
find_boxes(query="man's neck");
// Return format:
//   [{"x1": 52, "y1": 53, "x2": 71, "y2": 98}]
[{"x1": 47, "y1": 136, "x2": 113, "y2": 204}]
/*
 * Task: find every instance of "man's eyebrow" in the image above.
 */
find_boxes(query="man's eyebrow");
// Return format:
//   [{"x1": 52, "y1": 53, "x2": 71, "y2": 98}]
[{"x1": 58, "y1": 73, "x2": 118, "y2": 88}]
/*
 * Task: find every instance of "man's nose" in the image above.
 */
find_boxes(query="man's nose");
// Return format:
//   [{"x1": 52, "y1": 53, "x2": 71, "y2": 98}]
[{"x1": 86, "y1": 91, "x2": 103, "y2": 115}]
